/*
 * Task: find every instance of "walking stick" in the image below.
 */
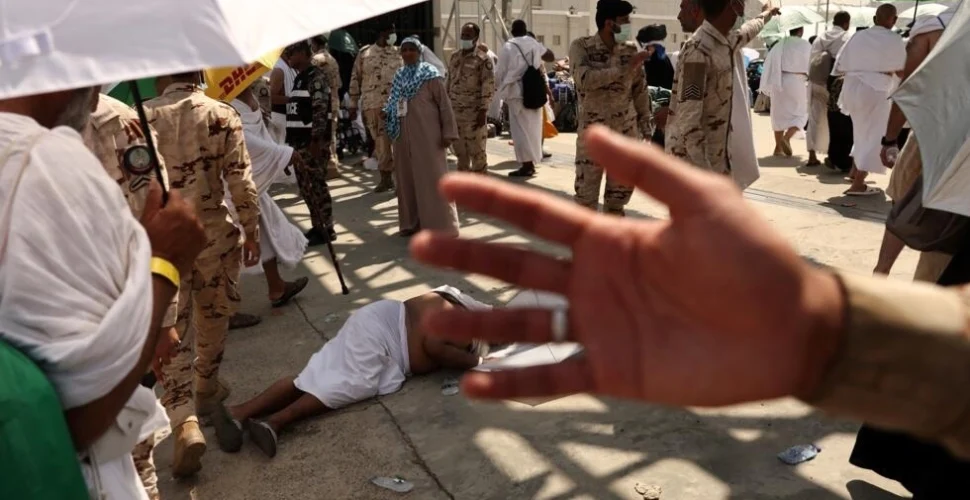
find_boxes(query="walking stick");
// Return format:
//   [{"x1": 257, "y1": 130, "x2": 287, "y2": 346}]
[{"x1": 325, "y1": 239, "x2": 350, "y2": 295}]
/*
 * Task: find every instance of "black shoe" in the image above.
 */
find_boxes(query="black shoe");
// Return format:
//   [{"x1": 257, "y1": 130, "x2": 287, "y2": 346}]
[
  {"x1": 508, "y1": 166, "x2": 536, "y2": 178},
  {"x1": 542, "y1": 151, "x2": 552, "y2": 159},
  {"x1": 304, "y1": 228, "x2": 328, "y2": 247},
  {"x1": 327, "y1": 226, "x2": 337, "y2": 242}
]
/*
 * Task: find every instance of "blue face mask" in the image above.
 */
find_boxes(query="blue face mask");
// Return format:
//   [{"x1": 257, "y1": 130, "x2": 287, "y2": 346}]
[{"x1": 652, "y1": 44, "x2": 667, "y2": 60}]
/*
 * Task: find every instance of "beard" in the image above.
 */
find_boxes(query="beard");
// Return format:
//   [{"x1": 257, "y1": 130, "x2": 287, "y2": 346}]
[{"x1": 54, "y1": 87, "x2": 96, "y2": 132}]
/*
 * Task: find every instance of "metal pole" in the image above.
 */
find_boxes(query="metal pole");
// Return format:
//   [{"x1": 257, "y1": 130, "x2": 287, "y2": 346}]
[{"x1": 455, "y1": 0, "x2": 463, "y2": 52}]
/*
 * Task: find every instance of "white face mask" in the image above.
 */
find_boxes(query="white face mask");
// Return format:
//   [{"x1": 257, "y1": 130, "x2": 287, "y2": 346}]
[
  {"x1": 387, "y1": 33, "x2": 397, "y2": 45},
  {"x1": 459, "y1": 39, "x2": 475, "y2": 50}
]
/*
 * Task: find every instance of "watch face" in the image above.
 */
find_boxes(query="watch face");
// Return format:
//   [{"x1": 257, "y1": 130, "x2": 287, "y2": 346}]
[{"x1": 124, "y1": 145, "x2": 154, "y2": 175}]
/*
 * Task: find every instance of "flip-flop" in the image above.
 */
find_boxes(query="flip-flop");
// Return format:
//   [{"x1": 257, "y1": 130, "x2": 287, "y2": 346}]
[
  {"x1": 844, "y1": 186, "x2": 883, "y2": 197},
  {"x1": 247, "y1": 419, "x2": 278, "y2": 458},
  {"x1": 270, "y1": 277, "x2": 309, "y2": 308},
  {"x1": 212, "y1": 403, "x2": 244, "y2": 453},
  {"x1": 805, "y1": 159, "x2": 821, "y2": 167},
  {"x1": 229, "y1": 313, "x2": 262, "y2": 330}
]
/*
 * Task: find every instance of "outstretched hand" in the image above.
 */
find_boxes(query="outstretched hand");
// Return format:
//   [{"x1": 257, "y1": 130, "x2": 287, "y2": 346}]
[{"x1": 409, "y1": 126, "x2": 844, "y2": 408}]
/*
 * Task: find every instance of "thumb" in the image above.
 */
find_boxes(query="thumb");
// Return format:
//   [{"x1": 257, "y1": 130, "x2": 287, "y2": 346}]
[{"x1": 141, "y1": 180, "x2": 163, "y2": 223}]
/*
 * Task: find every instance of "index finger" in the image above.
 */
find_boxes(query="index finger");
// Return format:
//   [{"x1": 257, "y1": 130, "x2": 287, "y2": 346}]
[{"x1": 437, "y1": 173, "x2": 595, "y2": 247}]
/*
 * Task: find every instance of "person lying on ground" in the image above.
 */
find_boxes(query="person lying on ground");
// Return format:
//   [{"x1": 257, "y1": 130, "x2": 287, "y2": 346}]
[{"x1": 211, "y1": 286, "x2": 490, "y2": 457}]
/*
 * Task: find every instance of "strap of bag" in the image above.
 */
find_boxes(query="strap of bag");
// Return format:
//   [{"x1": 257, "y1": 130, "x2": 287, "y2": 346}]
[
  {"x1": 0, "y1": 132, "x2": 44, "y2": 261},
  {"x1": 512, "y1": 42, "x2": 535, "y2": 70}
]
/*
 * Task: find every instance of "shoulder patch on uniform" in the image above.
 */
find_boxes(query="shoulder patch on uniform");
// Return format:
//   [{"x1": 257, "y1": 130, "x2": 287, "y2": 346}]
[
  {"x1": 123, "y1": 145, "x2": 154, "y2": 176},
  {"x1": 680, "y1": 62, "x2": 707, "y2": 102}
]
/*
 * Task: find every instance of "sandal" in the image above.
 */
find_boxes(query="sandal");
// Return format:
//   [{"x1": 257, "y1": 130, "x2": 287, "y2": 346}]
[
  {"x1": 270, "y1": 277, "x2": 309, "y2": 308},
  {"x1": 844, "y1": 186, "x2": 883, "y2": 197},
  {"x1": 247, "y1": 419, "x2": 278, "y2": 458},
  {"x1": 229, "y1": 313, "x2": 262, "y2": 330},
  {"x1": 781, "y1": 138, "x2": 793, "y2": 157},
  {"x1": 212, "y1": 403, "x2": 244, "y2": 453}
]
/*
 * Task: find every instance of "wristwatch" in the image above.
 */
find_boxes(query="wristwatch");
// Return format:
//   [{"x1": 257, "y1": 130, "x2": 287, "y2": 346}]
[{"x1": 881, "y1": 136, "x2": 898, "y2": 147}]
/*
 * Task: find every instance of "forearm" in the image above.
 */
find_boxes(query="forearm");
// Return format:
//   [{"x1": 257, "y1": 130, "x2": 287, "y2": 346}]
[
  {"x1": 802, "y1": 273, "x2": 970, "y2": 460},
  {"x1": 575, "y1": 67, "x2": 625, "y2": 92},
  {"x1": 64, "y1": 276, "x2": 176, "y2": 450}
]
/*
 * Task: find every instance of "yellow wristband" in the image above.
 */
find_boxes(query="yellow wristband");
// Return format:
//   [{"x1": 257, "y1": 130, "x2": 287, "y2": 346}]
[{"x1": 150, "y1": 257, "x2": 180, "y2": 289}]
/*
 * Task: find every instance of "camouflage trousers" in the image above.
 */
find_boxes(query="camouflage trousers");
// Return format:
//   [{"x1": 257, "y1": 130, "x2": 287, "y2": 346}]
[
  {"x1": 161, "y1": 226, "x2": 242, "y2": 427},
  {"x1": 295, "y1": 147, "x2": 335, "y2": 232},
  {"x1": 133, "y1": 432, "x2": 160, "y2": 500},
  {"x1": 574, "y1": 119, "x2": 636, "y2": 214},
  {"x1": 453, "y1": 117, "x2": 488, "y2": 173},
  {"x1": 363, "y1": 108, "x2": 394, "y2": 172}
]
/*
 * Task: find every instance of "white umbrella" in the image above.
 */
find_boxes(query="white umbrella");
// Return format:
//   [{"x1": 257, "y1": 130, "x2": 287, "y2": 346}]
[
  {"x1": 0, "y1": 0, "x2": 424, "y2": 100},
  {"x1": 761, "y1": 5, "x2": 826, "y2": 39},
  {"x1": 893, "y1": 1, "x2": 970, "y2": 216},
  {"x1": 898, "y1": 3, "x2": 951, "y2": 20}
]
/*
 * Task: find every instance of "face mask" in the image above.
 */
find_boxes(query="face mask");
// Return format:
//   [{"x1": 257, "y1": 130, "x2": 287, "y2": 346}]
[
  {"x1": 387, "y1": 33, "x2": 397, "y2": 45},
  {"x1": 614, "y1": 23, "x2": 632, "y2": 43},
  {"x1": 459, "y1": 39, "x2": 475, "y2": 50}
]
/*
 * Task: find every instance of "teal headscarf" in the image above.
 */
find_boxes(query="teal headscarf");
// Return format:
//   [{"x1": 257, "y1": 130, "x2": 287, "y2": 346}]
[{"x1": 384, "y1": 36, "x2": 442, "y2": 141}]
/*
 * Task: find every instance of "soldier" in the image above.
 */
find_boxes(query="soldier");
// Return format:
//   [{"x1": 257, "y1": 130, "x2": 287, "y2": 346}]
[
  {"x1": 570, "y1": 0, "x2": 652, "y2": 215},
  {"x1": 144, "y1": 72, "x2": 261, "y2": 477},
  {"x1": 286, "y1": 41, "x2": 338, "y2": 246},
  {"x1": 309, "y1": 34, "x2": 343, "y2": 179},
  {"x1": 349, "y1": 22, "x2": 403, "y2": 192},
  {"x1": 665, "y1": 0, "x2": 779, "y2": 175},
  {"x1": 81, "y1": 93, "x2": 180, "y2": 500},
  {"x1": 446, "y1": 23, "x2": 496, "y2": 174}
]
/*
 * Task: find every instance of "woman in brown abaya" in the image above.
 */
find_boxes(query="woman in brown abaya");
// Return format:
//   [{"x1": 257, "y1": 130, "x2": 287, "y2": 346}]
[{"x1": 384, "y1": 36, "x2": 459, "y2": 237}]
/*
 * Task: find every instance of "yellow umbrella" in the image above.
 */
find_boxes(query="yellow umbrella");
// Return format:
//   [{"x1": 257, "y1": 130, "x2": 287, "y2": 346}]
[{"x1": 203, "y1": 48, "x2": 284, "y2": 102}]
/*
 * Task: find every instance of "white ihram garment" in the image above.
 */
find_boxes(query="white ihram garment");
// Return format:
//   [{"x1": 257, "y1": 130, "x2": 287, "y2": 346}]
[
  {"x1": 833, "y1": 26, "x2": 906, "y2": 174},
  {"x1": 229, "y1": 100, "x2": 307, "y2": 274},
  {"x1": 293, "y1": 286, "x2": 490, "y2": 409},
  {"x1": 806, "y1": 27, "x2": 851, "y2": 152},
  {"x1": 760, "y1": 36, "x2": 811, "y2": 132},
  {"x1": 0, "y1": 112, "x2": 165, "y2": 499},
  {"x1": 497, "y1": 37, "x2": 546, "y2": 164}
]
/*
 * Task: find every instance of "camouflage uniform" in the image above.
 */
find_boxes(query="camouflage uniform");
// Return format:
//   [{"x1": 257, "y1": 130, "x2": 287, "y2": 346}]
[
  {"x1": 81, "y1": 93, "x2": 174, "y2": 500},
  {"x1": 569, "y1": 35, "x2": 652, "y2": 214},
  {"x1": 666, "y1": 17, "x2": 767, "y2": 174},
  {"x1": 287, "y1": 65, "x2": 336, "y2": 235},
  {"x1": 446, "y1": 44, "x2": 495, "y2": 173},
  {"x1": 349, "y1": 43, "x2": 402, "y2": 173},
  {"x1": 144, "y1": 84, "x2": 259, "y2": 425},
  {"x1": 312, "y1": 50, "x2": 343, "y2": 162}
]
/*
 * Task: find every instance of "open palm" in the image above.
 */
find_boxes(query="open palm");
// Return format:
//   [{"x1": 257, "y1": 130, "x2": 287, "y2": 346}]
[{"x1": 410, "y1": 126, "x2": 843, "y2": 408}]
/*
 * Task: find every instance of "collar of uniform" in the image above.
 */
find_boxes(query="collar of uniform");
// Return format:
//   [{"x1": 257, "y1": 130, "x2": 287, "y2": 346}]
[
  {"x1": 89, "y1": 96, "x2": 120, "y2": 129},
  {"x1": 697, "y1": 21, "x2": 731, "y2": 47},
  {"x1": 161, "y1": 83, "x2": 201, "y2": 96}
]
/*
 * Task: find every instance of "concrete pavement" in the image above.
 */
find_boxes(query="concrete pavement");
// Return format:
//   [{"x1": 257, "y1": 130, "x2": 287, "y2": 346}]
[{"x1": 156, "y1": 113, "x2": 915, "y2": 499}]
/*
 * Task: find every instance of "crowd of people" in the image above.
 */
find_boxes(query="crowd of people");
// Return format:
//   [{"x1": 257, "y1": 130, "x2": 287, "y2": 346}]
[{"x1": 2, "y1": 0, "x2": 969, "y2": 499}]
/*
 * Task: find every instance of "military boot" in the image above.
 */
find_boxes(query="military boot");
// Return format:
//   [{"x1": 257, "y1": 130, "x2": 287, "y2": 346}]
[
  {"x1": 374, "y1": 171, "x2": 395, "y2": 193},
  {"x1": 171, "y1": 418, "x2": 206, "y2": 478},
  {"x1": 195, "y1": 377, "x2": 231, "y2": 419}
]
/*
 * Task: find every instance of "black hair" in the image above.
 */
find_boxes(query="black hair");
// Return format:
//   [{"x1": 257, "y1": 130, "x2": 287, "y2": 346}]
[
  {"x1": 511, "y1": 19, "x2": 528, "y2": 37},
  {"x1": 833, "y1": 11, "x2": 851, "y2": 27},
  {"x1": 309, "y1": 35, "x2": 327, "y2": 48},
  {"x1": 595, "y1": 0, "x2": 634, "y2": 30},
  {"x1": 808, "y1": 35, "x2": 817, "y2": 44},
  {"x1": 698, "y1": 0, "x2": 731, "y2": 18},
  {"x1": 789, "y1": 27, "x2": 803, "y2": 36},
  {"x1": 462, "y1": 22, "x2": 481, "y2": 38},
  {"x1": 288, "y1": 41, "x2": 311, "y2": 57}
]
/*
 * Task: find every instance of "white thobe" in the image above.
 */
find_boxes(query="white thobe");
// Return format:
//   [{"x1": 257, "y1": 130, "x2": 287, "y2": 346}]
[
  {"x1": 497, "y1": 37, "x2": 545, "y2": 163},
  {"x1": 760, "y1": 36, "x2": 811, "y2": 132},
  {"x1": 0, "y1": 112, "x2": 164, "y2": 499},
  {"x1": 230, "y1": 100, "x2": 308, "y2": 274},
  {"x1": 833, "y1": 26, "x2": 906, "y2": 174}
]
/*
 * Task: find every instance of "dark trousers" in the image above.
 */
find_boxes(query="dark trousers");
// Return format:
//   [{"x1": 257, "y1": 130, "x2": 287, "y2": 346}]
[{"x1": 827, "y1": 110, "x2": 853, "y2": 172}]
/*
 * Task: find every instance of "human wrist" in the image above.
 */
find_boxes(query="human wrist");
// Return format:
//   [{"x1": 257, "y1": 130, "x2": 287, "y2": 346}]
[
  {"x1": 881, "y1": 136, "x2": 898, "y2": 147},
  {"x1": 791, "y1": 269, "x2": 846, "y2": 400}
]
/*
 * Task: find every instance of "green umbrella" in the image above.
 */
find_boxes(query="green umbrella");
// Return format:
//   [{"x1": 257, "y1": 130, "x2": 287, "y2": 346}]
[{"x1": 106, "y1": 78, "x2": 157, "y2": 105}]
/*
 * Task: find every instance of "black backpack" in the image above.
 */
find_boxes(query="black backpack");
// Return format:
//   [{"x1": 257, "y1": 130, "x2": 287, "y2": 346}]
[{"x1": 513, "y1": 43, "x2": 548, "y2": 110}]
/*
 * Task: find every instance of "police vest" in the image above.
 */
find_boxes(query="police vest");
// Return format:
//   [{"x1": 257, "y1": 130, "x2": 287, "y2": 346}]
[{"x1": 286, "y1": 68, "x2": 315, "y2": 148}]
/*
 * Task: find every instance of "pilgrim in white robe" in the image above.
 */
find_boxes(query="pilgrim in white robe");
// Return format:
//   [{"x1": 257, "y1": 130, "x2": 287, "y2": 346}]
[
  {"x1": 834, "y1": 26, "x2": 906, "y2": 174},
  {"x1": 0, "y1": 112, "x2": 166, "y2": 499},
  {"x1": 294, "y1": 286, "x2": 490, "y2": 408},
  {"x1": 497, "y1": 36, "x2": 545, "y2": 164},
  {"x1": 807, "y1": 26, "x2": 852, "y2": 152},
  {"x1": 230, "y1": 99, "x2": 308, "y2": 275},
  {"x1": 730, "y1": 38, "x2": 760, "y2": 190},
  {"x1": 760, "y1": 36, "x2": 811, "y2": 132}
]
